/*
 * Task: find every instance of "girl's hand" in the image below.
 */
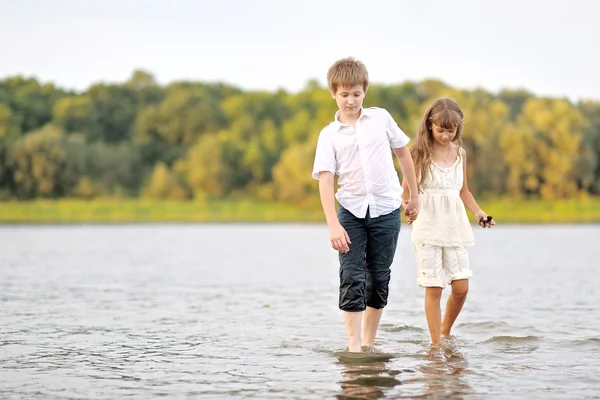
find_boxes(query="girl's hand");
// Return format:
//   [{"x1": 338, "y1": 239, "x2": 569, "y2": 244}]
[
  {"x1": 475, "y1": 211, "x2": 495, "y2": 228},
  {"x1": 403, "y1": 198, "x2": 419, "y2": 225}
]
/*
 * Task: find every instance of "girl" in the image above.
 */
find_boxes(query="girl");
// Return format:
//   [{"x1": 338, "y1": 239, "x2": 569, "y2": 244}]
[{"x1": 402, "y1": 97, "x2": 495, "y2": 344}]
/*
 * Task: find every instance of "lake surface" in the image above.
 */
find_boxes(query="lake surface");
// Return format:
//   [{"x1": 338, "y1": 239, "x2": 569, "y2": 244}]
[{"x1": 1, "y1": 223, "x2": 599, "y2": 399}]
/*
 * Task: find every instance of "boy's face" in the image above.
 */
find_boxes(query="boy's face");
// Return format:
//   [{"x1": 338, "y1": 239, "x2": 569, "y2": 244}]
[{"x1": 331, "y1": 84, "x2": 365, "y2": 119}]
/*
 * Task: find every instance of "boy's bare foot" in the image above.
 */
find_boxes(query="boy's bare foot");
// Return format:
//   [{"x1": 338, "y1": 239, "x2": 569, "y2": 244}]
[
  {"x1": 361, "y1": 345, "x2": 375, "y2": 353},
  {"x1": 348, "y1": 344, "x2": 362, "y2": 353}
]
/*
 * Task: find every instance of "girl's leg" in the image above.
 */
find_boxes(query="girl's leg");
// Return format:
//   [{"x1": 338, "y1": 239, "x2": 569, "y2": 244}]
[
  {"x1": 440, "y1": 247, "x2": 472, "y2": 337},
  {"x1": 425, "y1": 287, "x2": 443, "y2": 344},
  {"x1": 441, "y1": 279, "x2": 468, "y2": 337},
  {"x1": 415, "y1": 244, "x2": 445, "y2": 344}
]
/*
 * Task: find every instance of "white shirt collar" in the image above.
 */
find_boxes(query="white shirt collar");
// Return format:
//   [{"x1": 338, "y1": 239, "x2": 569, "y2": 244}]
[{"x1": 332, "y1": 107, "x2": 371, "y2": 131}]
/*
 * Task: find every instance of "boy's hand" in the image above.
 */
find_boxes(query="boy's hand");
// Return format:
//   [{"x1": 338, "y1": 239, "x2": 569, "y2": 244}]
[
  {"x1": 475, "y1": 211, "x2": 495, "y2": 228},
  {"x1": 403, "y1": 197, "x2": 419, "y2": 225},
  {"x1": 329, "y1": 222, "x2": 351, "y2": 253}
]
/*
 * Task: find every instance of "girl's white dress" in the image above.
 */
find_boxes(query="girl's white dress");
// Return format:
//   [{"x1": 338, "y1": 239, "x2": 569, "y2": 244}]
[{"x1": 411, "y1": 151, "x2": 475, "y2": 247}]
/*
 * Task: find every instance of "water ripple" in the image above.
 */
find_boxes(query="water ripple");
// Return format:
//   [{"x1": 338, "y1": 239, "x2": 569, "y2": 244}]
[{"x1": 0, "y1": 224, "x2": 599, "y2": 399}]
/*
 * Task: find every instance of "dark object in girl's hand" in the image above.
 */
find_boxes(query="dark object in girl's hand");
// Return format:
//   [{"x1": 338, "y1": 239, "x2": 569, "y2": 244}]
[{"x1": 479, "y1": 215, "x2": 493, "y2": 227}]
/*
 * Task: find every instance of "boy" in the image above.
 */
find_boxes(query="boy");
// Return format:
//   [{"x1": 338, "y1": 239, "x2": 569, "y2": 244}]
[{"x1": 312, "y1": 57, "x2": 419, "y2": 352}]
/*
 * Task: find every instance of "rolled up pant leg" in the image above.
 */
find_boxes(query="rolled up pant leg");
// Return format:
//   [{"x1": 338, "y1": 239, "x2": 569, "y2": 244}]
[
  {"x1": 337, "y1": 207, "x2": 368, "y2": 312},
  {"x1": 365, "y1": 208, "x2": 401, "y2": 309}
]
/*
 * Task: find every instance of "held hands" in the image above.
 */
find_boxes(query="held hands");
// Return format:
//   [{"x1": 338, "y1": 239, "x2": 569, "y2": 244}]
[
  {"x1": 329, "y1": 221, "x2": 351, "y2": 253},
  {"x1": 475, "y1": 210, "x2": 495, "y2": 228},
  {"x1": 403, "y1": 197, "x2": 419, "y2": 225}
]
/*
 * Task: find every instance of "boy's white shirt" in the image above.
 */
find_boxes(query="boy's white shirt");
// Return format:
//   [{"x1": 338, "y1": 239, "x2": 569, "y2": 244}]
[{"x1": 312, "y1": 107, "x2": 410, "y2": 219}]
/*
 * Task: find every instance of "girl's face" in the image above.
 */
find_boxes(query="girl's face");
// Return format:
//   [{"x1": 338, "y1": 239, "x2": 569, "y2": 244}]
[{"x1": 431, "y1": 122, "x2": 457, "y2": 146}]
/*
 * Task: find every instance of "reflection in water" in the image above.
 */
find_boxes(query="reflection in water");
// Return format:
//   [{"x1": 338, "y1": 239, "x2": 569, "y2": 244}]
[
  {"x1": 416, "y1": 339, "x2": 475, "y2": 399},
  {"x1": 335, "y1": 348, "x2": 403, "y2": 399},
  {"x1": 2, "y1": 225, "x2": 599, "y2": 398},
  {"x1": 333, "y1": 341, "x2": 476, "y2": 399}
]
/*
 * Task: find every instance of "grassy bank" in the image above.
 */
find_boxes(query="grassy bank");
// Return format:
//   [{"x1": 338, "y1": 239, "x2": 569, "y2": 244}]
[
  {"x1": 0, "y1": 197, "x2": 599, "y2": 224},
  {"x1": 0, "y1": 199, "x2": 324, "y2": 223}
]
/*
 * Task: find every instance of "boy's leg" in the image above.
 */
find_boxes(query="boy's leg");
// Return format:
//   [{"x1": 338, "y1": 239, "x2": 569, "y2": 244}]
[
  {"x1": 338, "y1": 207, "x2": 368, "y2": 352},
  {"x1": 415, "y1": 244, "x2": 445, "y2": 344},
  {"x1": 362, "y1": 208, "x2": 400, "y2": 347},
  {"x1": 441, "y1": 247, "x2": 472, "y2": 337},
  {"x1": 362, "y1": 308, "x2": 383, "y2": 348},
  {"x1": 343, "y1": 312, "x2": 362, "y2": 352}
]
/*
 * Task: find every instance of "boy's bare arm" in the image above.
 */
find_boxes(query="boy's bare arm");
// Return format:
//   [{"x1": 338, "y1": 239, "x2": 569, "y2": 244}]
[
  {"x1": 318, "y1": 171, "x2": 351, "y2": 252},
  {"x1": 393, "y1": 146, "x2": 419, "y2": 220},
  {"x1": 401, "y1": 178, "x2": 410, "y2": 203},
  {"x1": 318, "y1": 172, "x2": 339, "y2": 225},
  {"x1": 393, "y1": 147, "x2": 418, "y2": 199}
]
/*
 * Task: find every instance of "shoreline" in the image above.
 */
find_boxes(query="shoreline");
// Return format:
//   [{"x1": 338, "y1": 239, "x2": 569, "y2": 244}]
[{"x1": 1, "y1": 198, "x2": 599, "y2": 224}]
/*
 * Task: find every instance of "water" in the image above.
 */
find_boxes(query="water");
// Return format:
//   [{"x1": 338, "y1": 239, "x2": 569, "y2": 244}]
[{"x1": 1, "y1": 223, "x2": 599, "y2": 399}]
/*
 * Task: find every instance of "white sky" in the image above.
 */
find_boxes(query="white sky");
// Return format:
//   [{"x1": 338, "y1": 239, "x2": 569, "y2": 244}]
[{"x1": 1, "y1": 0, "x2": 598, "y2": 101}]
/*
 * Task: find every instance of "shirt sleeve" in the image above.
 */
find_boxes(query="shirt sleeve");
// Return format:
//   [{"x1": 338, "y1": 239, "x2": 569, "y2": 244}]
[
  {"x1": 311, "y1": 130, "x2": 336, "y2": 180},
  {"x1": 385, "y1": 109, "x2": 410, "y2": 148}
]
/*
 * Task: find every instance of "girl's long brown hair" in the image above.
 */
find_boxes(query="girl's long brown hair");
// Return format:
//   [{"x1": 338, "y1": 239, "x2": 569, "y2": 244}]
[{"x1": 410, "y1": 98, "x2": 464, "y2": 190}]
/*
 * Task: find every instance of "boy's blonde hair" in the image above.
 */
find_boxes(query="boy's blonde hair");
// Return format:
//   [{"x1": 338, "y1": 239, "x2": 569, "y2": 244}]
[{"x1": 327, "y1": 57, "x2": 369, "y2": 94}]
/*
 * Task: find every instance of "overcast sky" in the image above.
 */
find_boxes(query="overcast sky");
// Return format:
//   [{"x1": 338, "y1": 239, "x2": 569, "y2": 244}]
[{"x1": 1, "y1": 0, "x2": 598, "y2": 101}]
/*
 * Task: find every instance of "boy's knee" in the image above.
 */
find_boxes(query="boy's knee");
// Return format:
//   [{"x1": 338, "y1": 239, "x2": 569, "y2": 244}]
[
  {"x1": 339, "y1": 267, "x2": 366, "y2": 312},
  {"x1": 369, "y1": 268, "x2": 391, "y2": 284},
  {"x1": 365, "y1": 269, "x2": 391, "y2": 309},
  {"x1": 340, "y1": 267, "x2": 365, "y2": 286}
]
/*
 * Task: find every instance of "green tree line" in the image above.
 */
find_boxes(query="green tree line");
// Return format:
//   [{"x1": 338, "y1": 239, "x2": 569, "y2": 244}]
[{"x1": 1, "y1": 70, "x2": 599, "y2": 204}]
